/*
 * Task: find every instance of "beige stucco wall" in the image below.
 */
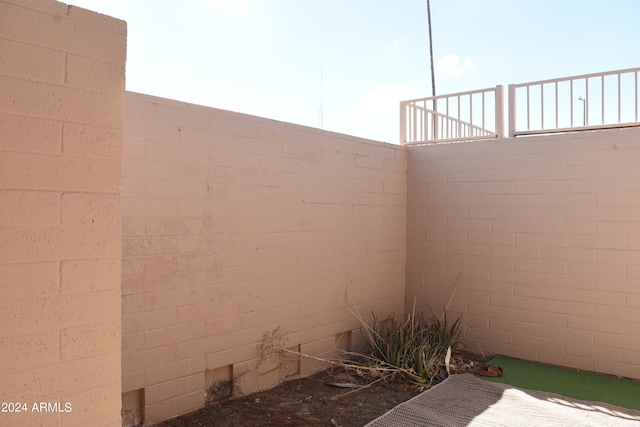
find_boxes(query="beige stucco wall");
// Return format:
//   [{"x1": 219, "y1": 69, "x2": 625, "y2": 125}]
[
  {"x1": 121, "y1": 92, "x2": 407, "y2": 423},
  {"x1": 0, "y1": 1, "x2": 126, "y2": 426},
  {"x1": 406, "y1": 127, "x2": 640, "y2": 379}
]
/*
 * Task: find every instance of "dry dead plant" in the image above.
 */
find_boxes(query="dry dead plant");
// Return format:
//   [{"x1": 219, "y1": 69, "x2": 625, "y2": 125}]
[{"x1": 205, "y1": 369, "x2": 246, "y2": 406}]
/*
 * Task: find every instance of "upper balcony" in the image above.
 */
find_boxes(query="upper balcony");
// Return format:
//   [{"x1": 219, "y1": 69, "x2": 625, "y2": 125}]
[{"x1": 400, "y1": 67, "x2": 640, "y2": 146}]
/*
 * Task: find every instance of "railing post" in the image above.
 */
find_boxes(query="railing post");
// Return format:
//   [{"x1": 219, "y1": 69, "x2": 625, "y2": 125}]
[
  {"x1": 399, "y1": 101, "x2": 407, "y2": 145},
  {"x1": 495, "y1": 85, "x2": 504, "y2": 138},
  {"x1": 508, "y1": 84, "x2": 516, "y2": 138}
]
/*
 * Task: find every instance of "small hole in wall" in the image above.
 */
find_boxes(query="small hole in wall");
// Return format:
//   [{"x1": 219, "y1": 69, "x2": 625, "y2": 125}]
[
  {"x1": 121, "y1": 388, "x2": 144, "y2": 427},
  {"x1": 282, "y1": 344, "x2": 301, "y2": 377},
  {"x1": 335, "y1": 331, "x2": 352, "y2": 356},
  {"x1": 349, "y1": 328, "x2": 370, "y2": 354},
  {"x1": 204, "y1": 365, "x2": 236, "y2": 404}
]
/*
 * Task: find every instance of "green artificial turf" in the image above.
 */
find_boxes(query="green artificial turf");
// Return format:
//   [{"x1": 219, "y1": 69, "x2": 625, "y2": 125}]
[{"x1": 484, "y1": 356, "x2": 640, "y2": 411}]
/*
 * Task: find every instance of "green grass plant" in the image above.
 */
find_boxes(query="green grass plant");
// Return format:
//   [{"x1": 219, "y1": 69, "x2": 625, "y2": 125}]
[{"x1": 485, "y1": 356, "x2": 640, "y2": 411}]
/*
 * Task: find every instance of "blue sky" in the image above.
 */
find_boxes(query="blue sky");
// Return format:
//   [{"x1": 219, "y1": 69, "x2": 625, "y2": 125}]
[{"x1": 65, "y1": 0, "x2": 640, "y2": 143}]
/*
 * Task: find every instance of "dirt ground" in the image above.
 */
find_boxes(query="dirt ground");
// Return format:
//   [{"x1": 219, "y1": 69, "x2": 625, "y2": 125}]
[{"x1": 151, "y1": 351, "x2": 491, "y2": 427}]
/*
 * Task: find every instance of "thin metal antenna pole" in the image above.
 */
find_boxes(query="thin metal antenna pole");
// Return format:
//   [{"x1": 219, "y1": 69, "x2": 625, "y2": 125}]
[
  {"x1": 427, "y1": 0, "x2": 436, "y2": 97},
  {"x1": 320, "y1": 65, "x2": 324, "y2": 128},
  {"x1": 427, "y1": 0, "x2": 436, "y2": 138}
]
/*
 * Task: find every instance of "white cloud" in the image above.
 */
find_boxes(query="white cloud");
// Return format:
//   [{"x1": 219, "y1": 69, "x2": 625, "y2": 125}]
[
  {"x1": 351, "y1": 85, "x2": 423, "y2": 119},
  {"x1": 436, "y1": 53, "x2": 474, "y2": 76},
  {"x1": 203, "y1": 0, "x2": 247, "y2": 13}
]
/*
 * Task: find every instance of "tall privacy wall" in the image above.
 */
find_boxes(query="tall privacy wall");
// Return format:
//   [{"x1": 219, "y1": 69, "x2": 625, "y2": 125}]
[
  {"x1": 406, "y1": 127, "x2": 640, "y2": 379},
  {"x1": 0, "y1": 1, "x2": 126, "y2": 426},
  {"x1": 121, "y1": 92, "x2": 406, "y2": 423}
]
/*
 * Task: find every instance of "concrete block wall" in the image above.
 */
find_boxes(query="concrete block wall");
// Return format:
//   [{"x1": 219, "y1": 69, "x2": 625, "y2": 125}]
[
  {"x1": 122, "y1": 92, "x2": 406, "y2": 423},
  {"x1": 0, "y1": 1, "x2": 126, "y2": 426},
  {"x1": 5, "y1": 1, "x2": 640, "y2": 425},
  {"x1": 406, "y1": 127, "x2": 640, "y2": 379}
]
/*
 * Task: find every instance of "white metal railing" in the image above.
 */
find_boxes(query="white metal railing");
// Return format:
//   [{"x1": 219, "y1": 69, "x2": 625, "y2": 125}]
[
  {"x1": 400, "y1": 67, "x2": 640, "y2": 145},
  {"x1": 508, "y1": 67, "x2": 640, "y2": 137},
  {"x1": 400, "y1": 86, "x2": 504, "y2": 145}
]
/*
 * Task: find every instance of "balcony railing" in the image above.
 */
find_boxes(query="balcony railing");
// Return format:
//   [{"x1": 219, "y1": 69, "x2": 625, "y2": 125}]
[
  {"x1": 400, "y1": 67, "x2": 640, "y2": 145},
  {"x1": 400, "y1": 86, "x2": 504, "y2": 145},
  {"x1": 508, "y1": 67, "x2": 640, "y2": 137}
]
